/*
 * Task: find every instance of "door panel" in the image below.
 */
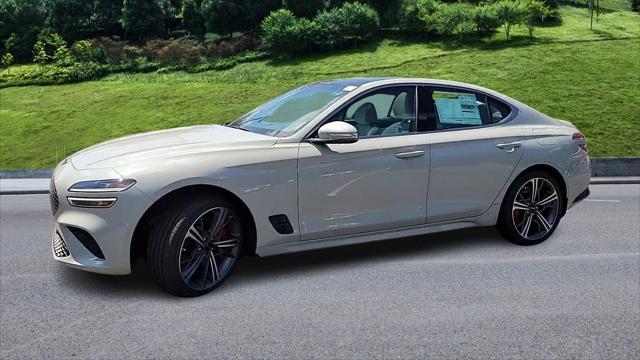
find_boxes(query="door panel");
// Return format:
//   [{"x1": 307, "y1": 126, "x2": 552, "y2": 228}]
[
  {"x1": 426, "y1": 126, "x2": 524, "y2": 223},
  {"x1": 298, "y1": 136, "x2": 430, "y2": 240}
]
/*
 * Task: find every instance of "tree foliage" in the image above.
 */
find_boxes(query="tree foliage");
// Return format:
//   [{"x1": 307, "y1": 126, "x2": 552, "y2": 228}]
[
  {"x1": 47, "y1": 0, "x2": 94, "y2": 40},
  {"x1": 94, "y1": 0, "x2": 124, "y2": 34},
  {"x1": 123, "y1": 0, "x2": 165, "y2": 40}
]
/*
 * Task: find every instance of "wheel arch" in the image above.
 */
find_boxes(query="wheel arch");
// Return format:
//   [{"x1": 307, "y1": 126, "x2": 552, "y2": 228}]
[
  {"x1": 511, "y1": 164, "x2": 568, "y2": 216},
  {"x1": 130, "y1": 184, "x2": 258, "y2": 264}
]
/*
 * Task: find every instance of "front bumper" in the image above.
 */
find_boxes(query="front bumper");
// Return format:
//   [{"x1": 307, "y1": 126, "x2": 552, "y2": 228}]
[{"x1": 50, "y1": 163, "x2": 151, "y2": 275}]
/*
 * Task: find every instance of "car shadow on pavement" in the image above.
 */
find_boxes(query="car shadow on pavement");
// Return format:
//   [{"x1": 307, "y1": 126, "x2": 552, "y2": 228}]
[{"x1": 59, "y1": 226, "x2": 508, "y2": 297}]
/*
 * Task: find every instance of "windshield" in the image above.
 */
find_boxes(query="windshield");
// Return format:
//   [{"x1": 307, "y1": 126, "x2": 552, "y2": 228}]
[{"x1": 228, "y1": 83, "x2": 355, "y2": 137}]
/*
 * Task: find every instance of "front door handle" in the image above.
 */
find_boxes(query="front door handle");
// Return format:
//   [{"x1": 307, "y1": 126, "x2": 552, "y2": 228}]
[
  {"x1": 395, "y1": 150, "x2": 425, "y2": 159},
  {"x1": 496, "y1": 142, "x2": 522, "y2": 153}
]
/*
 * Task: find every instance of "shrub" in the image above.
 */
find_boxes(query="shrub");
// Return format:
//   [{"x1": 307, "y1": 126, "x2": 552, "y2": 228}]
[
  {"x1": 123, "y1": 45, "x2": 144, "y2": 63},
  {"x1": 313, "y1": 8, "x2": 344, "y2": 48},
  {"x1": 72, "y1": 40, "x2": 94, "y2": 63},
  {"x1": 205, "y1": 33, "x2": 260, "y2": 58},
  {"x1": 417, "y1": 0, "x2": 476, "y2": 38},
  {"x1": 142, "y1": 38, "x2": 205, "y2": 65},
  {"x1": 1, "y1": 52, "x2": 13, "y2": 72},
  {"x1": 261, "y1": 9, "x2": 319, "y2": 55},
  {"x1": 54, "y1": 45, "x2": 74, "y2": 66},
  {"x1": 88, "y1": 37, "x2": 129, "y2": 63},
  {"x1": 337, "y1": 2, "x2": 380, "y2": 40},
  {"x1": 32, "y1": 30, "x2": 68, "y2": 66}
]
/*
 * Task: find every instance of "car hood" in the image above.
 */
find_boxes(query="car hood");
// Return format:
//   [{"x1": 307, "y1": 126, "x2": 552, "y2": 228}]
[{"x1": 70, "y1": 125, "x2": 277, "y2": 170}]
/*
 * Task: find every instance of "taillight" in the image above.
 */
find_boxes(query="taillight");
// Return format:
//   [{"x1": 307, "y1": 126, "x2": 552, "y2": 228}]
[{"x1": 572, "y1": 132, "x2": 587, "y2": 152}]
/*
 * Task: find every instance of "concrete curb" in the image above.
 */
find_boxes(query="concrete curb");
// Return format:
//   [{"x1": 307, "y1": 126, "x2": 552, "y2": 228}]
[{"x1": 590, "y1": 157, "x2": 640, "y2": 177}]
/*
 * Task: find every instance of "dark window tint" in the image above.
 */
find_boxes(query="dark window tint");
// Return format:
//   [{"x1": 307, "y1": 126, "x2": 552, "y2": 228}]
[
  {"x1": 488, "y1": 97, "x2": 512, "y2": 123},
  {"x1": 431, "y1": 89, "x2": 489, "y2": 130}
]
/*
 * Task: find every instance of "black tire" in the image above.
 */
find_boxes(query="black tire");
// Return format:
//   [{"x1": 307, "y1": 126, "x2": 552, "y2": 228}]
[
  {"x1": 497, "y1": 170, "x2": 564, "y2": 246},
  {"x1": 146, "y1": 193, "x2": 244, "y2": 297}
]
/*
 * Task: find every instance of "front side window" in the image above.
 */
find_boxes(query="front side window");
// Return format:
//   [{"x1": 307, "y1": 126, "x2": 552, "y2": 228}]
[
  {"x1": 228, "y1": 83, "x2": 355, "y2": 137},
  {"x1": 331, "y1": 86, "x2": 417, "y2": 137}
]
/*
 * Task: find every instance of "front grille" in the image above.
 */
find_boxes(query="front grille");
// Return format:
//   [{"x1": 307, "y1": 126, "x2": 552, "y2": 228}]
[
  {"x1": 52, "y1": 231, "x2": 70, "y2": 258},
  {"x1": 49, "y1": 177, "x2": 59, "y2": 215},
  {"x1": 68, "y1": 226, "x2": 105, "y2": 259}
]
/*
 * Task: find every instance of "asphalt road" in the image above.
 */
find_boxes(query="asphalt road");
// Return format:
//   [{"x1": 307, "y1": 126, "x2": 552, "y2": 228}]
[{"x1": 1, "y1": 185, "x2": 639, "y2": 359}]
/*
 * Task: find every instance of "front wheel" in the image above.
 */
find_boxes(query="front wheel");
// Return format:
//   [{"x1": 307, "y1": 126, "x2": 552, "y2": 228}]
[
  {"x1": 147, "y1": 194, "x2": 243, "y2": 297},
  {"x1": 497, "y1": 171, "x2": 563, "y2": 245}
]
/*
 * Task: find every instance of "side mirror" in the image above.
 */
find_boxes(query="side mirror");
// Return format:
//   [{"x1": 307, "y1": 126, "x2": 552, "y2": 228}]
[{"x1": 308, "y1": 121, "x2": 359, "y2": 144}]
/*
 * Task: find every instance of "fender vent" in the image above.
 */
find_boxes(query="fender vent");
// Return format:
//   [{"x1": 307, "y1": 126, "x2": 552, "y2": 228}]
[
  {"x1": 68, "y1": 226, "x2": 105, "y2": 259},
  {"x1": 269, "y1": 214, "x2": 294, "y2": 235}
]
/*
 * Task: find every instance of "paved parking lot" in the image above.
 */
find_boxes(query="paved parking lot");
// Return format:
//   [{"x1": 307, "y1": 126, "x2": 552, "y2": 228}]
[{"x1": 1, "y1": 185, "x2": 639, "y2": 359}]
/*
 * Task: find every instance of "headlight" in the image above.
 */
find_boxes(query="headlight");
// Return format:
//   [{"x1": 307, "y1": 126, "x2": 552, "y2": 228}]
[{"x1": 68, "y1": 179, "x2": 136, "y2": 193}]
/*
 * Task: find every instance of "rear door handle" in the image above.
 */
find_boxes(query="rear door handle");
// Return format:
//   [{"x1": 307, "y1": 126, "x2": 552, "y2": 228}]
[
  {"x1": 496, "y1": 142, "x2": 522, "y2": 153},
  {"x1": 395, "y1": 150, "x2": 425, "y2": 159}
]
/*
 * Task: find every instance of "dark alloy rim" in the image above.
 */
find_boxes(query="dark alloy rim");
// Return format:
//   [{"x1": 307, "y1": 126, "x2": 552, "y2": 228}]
[
  {"x1": 512, "y1": 177, "x2": 560, "y2": 241},
  {"x1": 178, "y1": 207, "x2": 240, "y2": 291}
]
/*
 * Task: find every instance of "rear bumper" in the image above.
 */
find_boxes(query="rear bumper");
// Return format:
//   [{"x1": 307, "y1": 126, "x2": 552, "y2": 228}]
[{"x1": 572, "y1": 187, "x2": 590, "y2": 205}]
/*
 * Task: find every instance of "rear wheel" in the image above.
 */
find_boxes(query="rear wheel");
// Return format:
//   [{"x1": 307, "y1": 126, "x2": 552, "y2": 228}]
[
  {"x1": 497, "y1": 171, "x2": 563, "y2": 245},
  {"x1": 146, "y1": 194, "x2": 243, "y2": 297}
]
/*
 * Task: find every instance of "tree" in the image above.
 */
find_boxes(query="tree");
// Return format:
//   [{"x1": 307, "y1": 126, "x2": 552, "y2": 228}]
[
  {"x1": 521, "y1": 0, "x2": 549, "y2": 37},
  {"x1": 0, "y1": 0, "x2": 46, "y2": 62},
  {"x1": 182, "y1": 0, "x2": 205, "y2": 39},
  {"x1": 495, "y1": 0, "x2": 524, "y2": 40},
  {"x1": 284, "y1": 0, "x2": 325, "y2": 18},
  {"x1": 47, "y1": 0, "x2": 94, "y2": 41},
  {"x1": 94, "y1": 0, "x2": 124, "y2": 35},
  {"x1": 123, "y1": 0, "x2": 165, "y2": 41},
  {"x1": 632, "y1": 0, "x2": 639, "y2": 12},
  {"x1": 201, "y1": 0, "x2": 248, "y2": 37},
  {"x1": 587, "y1": 0, "x2": 600, "y2": 30}
]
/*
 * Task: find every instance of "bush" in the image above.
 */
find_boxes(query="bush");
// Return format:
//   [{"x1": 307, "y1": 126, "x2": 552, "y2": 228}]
[
  {"x1": 142, "y1": 38, "x2": 205, "y2": 65},
  {"x1": 88, "y1": 37, "x2": 129, "y2": 63},
  {"x1": 72, "y1": 40, "x2": 94, "y2": 63},
  {"x1": 337, "y1": 2, "x2": 380, "y2": 40},
  {"x1": 205, "y1": 33, "x2": 260, "y2": 58},
  {"x1": 417, "y1": 0, "x2": 476, "y2": 38},
  {"x1": 261, "y1": 9, "x2": 319, "y2": 55},
  {"x1": 32, "y1": 30, "x2": 68, "y2": 66}
]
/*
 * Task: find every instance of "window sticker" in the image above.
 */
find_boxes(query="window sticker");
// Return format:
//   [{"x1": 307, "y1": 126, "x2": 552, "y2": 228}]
[
  {"x1": 433, "y1": 91, "x2": 482, "y2": 125},
  {"x1": 342, "y1": 85, "x2": 358, "y2": 92}
]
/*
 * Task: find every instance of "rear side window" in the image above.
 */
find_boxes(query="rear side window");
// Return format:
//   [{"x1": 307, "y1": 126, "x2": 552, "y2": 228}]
[
  {"x1": 427, "y1": 87, "x2": 513, "y2": 130},
  {"x1": 431, "y1": 89, "x2": 489, "y2": 130},
  {"x1": 488, "y1": 97, "x2": 512, "y2": 123}
]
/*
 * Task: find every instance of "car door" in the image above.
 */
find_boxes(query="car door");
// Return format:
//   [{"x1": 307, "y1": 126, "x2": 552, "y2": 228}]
[
  {"x1": 423, "y1": 86, "x2": 525, "y2": 223},
  {"x1": 297, "y1": 86, "x2": 430, "y2": 241}
]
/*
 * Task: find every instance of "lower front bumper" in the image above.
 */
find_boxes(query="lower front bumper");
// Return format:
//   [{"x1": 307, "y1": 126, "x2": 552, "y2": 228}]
[{"x1": 52, "y1": 222, "x2": 131, "y2": 275}]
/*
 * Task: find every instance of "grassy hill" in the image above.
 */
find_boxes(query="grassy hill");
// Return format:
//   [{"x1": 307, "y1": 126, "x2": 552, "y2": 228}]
[{"x1": 1, "y1": 5, "x2": 639, "y2": 169}]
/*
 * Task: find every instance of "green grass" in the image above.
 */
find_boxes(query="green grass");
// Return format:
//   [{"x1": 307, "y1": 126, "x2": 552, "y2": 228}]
[{"x1": 1, "y1": 5, "x2": 639, "y2": 169}]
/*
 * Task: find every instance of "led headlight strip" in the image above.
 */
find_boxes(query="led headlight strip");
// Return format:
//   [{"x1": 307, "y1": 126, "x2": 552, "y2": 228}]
[
  {"x1": 67, "y1": 197, "x2": 117, "y2": 208},
  {"x1": 68, "y1": 179, "x2": 136, "y2": 193}
]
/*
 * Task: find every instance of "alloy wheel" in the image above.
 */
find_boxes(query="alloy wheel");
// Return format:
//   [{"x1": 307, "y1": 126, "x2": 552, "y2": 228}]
[
  {"x1": 511, "y1": 177, "x2": 560, "y2": 241},
  {"x1": 178, "y1": 207, "x2": 240, "y2": 291}
]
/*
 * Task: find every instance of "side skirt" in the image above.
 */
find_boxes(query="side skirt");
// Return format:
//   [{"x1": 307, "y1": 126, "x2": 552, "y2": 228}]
[{"x1": 256, "y1": 205, "x2": 500, "y2": 257}]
